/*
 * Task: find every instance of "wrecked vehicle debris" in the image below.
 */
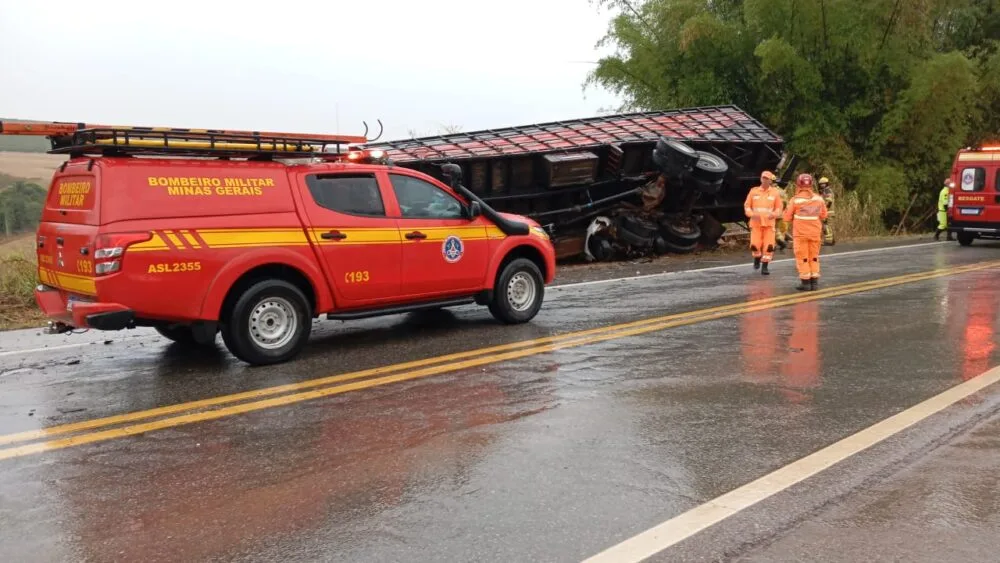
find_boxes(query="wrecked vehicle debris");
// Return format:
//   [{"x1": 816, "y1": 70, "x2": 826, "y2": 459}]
[{"x1": 364, "y1": 105, "x2": 785, "y2": 261}]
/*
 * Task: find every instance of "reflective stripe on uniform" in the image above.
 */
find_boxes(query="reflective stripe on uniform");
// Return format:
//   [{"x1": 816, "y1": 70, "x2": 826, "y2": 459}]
[{"x1": 794, "y1": 215, "x2": 821, "y2": 220}]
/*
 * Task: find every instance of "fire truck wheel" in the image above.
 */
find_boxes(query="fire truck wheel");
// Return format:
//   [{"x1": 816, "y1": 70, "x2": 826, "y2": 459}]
[
  {"x1": 957, "y1": 232, "x2": 975, "y2": 246},
  {"x1": 489, "y1": 258, "x2": 544, "y2": 324},
  {"x1": 155, "y1": 325, "x2": 216, "y2": 347},
  {"x1": 221, "y1": 279, "x2": 312, "y2": 366}
]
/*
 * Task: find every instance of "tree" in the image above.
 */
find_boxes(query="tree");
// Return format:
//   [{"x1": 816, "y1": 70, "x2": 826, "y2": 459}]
[
  {"x1": 585, "y1": 0, "x2": 1000, "y2": 225},
  {"x1": 0, "y1": 182, "x2": 46, "y2": 236}
]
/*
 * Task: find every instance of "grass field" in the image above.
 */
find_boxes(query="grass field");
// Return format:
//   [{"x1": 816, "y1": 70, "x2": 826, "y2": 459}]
[
  {"x1": 0, "y1": 151, "x2": 64, "y2": 186},
  {"x1": 0, "y1": 234, "x2": 44, "y2": 330}
]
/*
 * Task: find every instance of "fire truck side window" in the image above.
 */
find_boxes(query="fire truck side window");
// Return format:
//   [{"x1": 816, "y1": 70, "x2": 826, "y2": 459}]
[
  {"x1": 305, "y1": 173, "x2": 385, "y2": 216},
  {"x1": 960, "y1": 167, "x2": 986, "y2": 192},
  {"x1": 388, "y1": 174, "x2": 465, "y2": 219}
]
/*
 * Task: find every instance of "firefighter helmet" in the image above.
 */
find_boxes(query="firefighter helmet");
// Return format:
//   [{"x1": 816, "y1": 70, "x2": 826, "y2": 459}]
[{"x1": 796, "y1": 173, "x2": 814, "y2": 188}]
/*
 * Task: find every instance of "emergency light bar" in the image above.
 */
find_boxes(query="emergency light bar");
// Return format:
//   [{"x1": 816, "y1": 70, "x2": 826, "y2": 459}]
[{"x1": 0, "y1": 118, "x2": 383, "y2": 160}]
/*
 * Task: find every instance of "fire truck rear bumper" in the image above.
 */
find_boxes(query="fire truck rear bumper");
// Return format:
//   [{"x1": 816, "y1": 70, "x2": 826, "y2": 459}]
[
  {"x1": 948, "y1": 221, "x2": 1000, "y2": 238},
  {"x1": 35, "y1": 285, "x2": 135, "y2": 331}
]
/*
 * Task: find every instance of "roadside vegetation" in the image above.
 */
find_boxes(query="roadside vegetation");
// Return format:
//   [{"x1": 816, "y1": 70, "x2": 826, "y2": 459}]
[
  {"x1": 0, "y1": 235, "x2": 43, "y2": 330},
  {"x1": 587, "y1": 0, "x2": 1000, "y2": 236},
  {"x1": 0, "y1": 172, "x2": 48, "y2": 330}
]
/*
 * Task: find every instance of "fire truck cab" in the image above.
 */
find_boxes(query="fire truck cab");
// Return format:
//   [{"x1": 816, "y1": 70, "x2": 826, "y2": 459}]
[
  {"x1": 948, "y1": 145, "x2": 1000, "y2": 246},
  {"x1": 4, "y1": 120, "x2": 556, "y2": 366}
]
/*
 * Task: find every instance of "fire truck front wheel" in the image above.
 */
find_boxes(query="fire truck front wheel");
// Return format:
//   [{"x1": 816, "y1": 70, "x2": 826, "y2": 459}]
[{"x1": 221, "y1": 279, "x2": 313, "y2": 366}]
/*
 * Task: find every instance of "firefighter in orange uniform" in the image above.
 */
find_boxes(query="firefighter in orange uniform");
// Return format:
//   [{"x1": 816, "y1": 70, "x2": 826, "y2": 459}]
[
  {"x1": 783, "y1": 173, "x2": 829, "y2": 291},
  {"x1": 744, "y1": 170, "x2": 784, "y2": 275}
]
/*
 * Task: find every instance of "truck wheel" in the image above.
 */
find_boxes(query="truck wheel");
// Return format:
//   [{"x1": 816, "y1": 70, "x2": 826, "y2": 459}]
[
  {"x1": 659, "y1": 215, "x2": 702, "y2": 244},
  {"x1": 663, "y1": 237, "x2": 698, "y2": 254},
  {"x1": 619, "y1": 215, "x2": 658, "y2": 238},
  {"x1": 615, "y1": 225, "x2": 655, "y2": 248},
  {"x1": 957, "y1": 232, "x2": 974, "y2": 246},
  {"x1": 155, "y1": 325, "x2": 216, "y2": 347},
  {"x1": 489, "y1": 258, "x2": 544, "y2": 324},
  {"x1": 691, "y1": 151, "x2": 728, "y2": 184},
  {"x1": 221, "y1": 279, "x2": 312, "y2": 366},
  {"x1": 653, "y1": 138, "x2": 699, "y2": 178},
  {"x1": 588, "y1": 235, "x2": 614, "y2": 261}
]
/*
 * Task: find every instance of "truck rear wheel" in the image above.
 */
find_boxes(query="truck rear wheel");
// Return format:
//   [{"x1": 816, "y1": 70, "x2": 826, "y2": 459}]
[
  {"x1": 489, "y1": 258, "x2": 544, "y2": 324},
  {"x1": 957, "y1": 231, "x2": 975, "y2": 246},
  {"x1": 155, "y1": 325, "x2": 216, "y2": 347},
  {"x1": 653, "y1": 138, "x2": 699, "y2": 178},
  {"x1": 692, "y1": 151, "x2": 727, "y2": 180},
  {"x1": 221, "y1": 279, "x2": 312, "y2": 366}
]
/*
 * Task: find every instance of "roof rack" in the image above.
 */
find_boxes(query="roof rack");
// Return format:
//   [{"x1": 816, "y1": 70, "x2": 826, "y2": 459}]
[
  {"x1": 364, "y1": 105, "x2": 782, "y2": 163},
  {"x1": 0, "y1": 119, "x2": 383, "y2": 160}
]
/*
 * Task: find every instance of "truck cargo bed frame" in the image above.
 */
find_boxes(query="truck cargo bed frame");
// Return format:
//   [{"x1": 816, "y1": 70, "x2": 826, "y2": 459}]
[{"x1": 364, "y1": 105, "x2": 784, "y2": 235}]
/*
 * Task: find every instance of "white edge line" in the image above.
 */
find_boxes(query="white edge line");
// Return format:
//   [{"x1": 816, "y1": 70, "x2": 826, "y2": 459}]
[
  {"x1": 0, "y1": 240, "x2": 947, "y2": 359},
  {"x1": 581, "y1": 364, "x2": 1000, "y2": 563},
  {"x1": 552, "y1": 240, "x2": 947, "y2": 291},
  {"x1": 0, "y1": 342, "x2": 94, "y2": 358}
]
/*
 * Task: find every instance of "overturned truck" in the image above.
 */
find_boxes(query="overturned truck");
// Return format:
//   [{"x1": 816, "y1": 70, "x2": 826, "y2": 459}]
[{"x1": 364, "y1": 105, "x2": 785, "y2": 261}]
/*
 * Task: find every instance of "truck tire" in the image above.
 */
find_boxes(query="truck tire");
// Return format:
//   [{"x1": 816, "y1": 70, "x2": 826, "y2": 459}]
[
  {"x1": 588, "y1": 235, "x2": 614, "y2": 261},
  {"x1": 957, "y1": 232, "x2": 975, "y2": 246},
  {"x1": 653, "y1": 138, "x2": 699, "y2": 178},
  {"x1": 663, "y1": 237, "x2": 698, "y2": 254},
  {"x1": 221, "y1": 279, "x2": 312, "y2": 366},
  {"x1": 659, "y1": 216, "x2": 702, "y2": 244},
  {"x1": 691, "y1": 151, "x2": 728, "y2": 184},
  {"x1": 155, "y1": 325, "x2": 216, "y2": 347},
  {"x1": 619, "y1": 215, "x2": 658, "y2": 238},
  {"x1": 489, "y1": 258, "x2": 545, "y2": 324},
  {"x1": 615, "y1": 217, "x2": 656, "y2": 248}
]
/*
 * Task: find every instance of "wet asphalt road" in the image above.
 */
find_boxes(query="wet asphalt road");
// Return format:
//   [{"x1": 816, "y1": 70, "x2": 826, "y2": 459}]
[{"x1": 2, "y1": 237, "x2": 1000, "y2": 562}]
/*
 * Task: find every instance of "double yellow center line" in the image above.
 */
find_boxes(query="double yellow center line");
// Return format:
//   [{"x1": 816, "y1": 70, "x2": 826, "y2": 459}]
[{"x1": 1, "y1": 260, "x2": 997, "y2": 462}]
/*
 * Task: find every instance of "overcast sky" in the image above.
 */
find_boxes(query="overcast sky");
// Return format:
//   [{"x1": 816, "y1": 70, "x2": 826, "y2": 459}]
[{"x1": 0, "y1": 0, "x2": 624, "y2": 141}]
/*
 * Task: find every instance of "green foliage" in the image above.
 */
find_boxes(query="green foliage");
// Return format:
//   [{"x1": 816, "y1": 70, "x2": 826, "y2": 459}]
[
  {"x1": 586, "y1": 0, "x2": 1000, "y2": 228},
  {"x1": 0, "y1": 181, "x2": 46, "y2": 236}
]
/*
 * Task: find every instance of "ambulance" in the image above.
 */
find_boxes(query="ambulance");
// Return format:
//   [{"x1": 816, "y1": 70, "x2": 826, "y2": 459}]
[
  {"x1": 2, "y1": 120, "x2": 556, "y2": 366},
  {"x1": 948, "y1": 144, "x2": 1000, "y2": 246}
]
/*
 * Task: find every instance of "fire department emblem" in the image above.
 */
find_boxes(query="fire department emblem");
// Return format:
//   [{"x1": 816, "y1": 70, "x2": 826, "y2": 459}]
[{"x1": 442, "y1": 235, "x2": 464, "y2": 263}]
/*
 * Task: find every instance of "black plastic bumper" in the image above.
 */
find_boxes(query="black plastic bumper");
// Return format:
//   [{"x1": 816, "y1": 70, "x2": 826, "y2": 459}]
[{"x1": 85, "y1": 310, "x2": 136, "y2": 331}]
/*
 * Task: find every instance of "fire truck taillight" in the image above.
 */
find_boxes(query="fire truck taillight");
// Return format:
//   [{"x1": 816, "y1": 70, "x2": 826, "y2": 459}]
[{"x1": 93, "y1": 232, "x2": 153, "y2": 275}]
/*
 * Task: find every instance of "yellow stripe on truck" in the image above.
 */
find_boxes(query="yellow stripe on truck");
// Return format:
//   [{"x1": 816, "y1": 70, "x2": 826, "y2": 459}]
[
  {"x1": 39, "y1": 267, "x2": 97, "y2": 296},
  {"x1": 308, "y1": 228, "x2": 401, "y2": 245},
  {"x1": 197, "y1": 229, "x2": 311, "y2": 248},
  {"x1": 122, "y1": 225, "x2": 516, "y2": 253}
]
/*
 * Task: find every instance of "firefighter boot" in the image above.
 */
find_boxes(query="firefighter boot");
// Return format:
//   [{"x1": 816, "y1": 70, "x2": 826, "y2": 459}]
[
  {"x1": 935, "y1": 229, "x2": 942, "y2": 241},
  {"x1": 753, "y1": 257, "x2": 761, "y2": 270},
  {"x1": 810, "y1": 278, "x2": 818, "y2": 291},
  {"x1": 796, "y1": 279, "x2": 811, "y2": 291},
  {"x1": 761, "y1": 262, "x2": 770, "y2": 276}
]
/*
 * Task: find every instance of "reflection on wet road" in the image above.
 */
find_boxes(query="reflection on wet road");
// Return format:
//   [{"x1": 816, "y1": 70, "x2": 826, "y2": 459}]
[{"x1": 3, "y1": 240, "x2": 1000, "y2": 562}]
